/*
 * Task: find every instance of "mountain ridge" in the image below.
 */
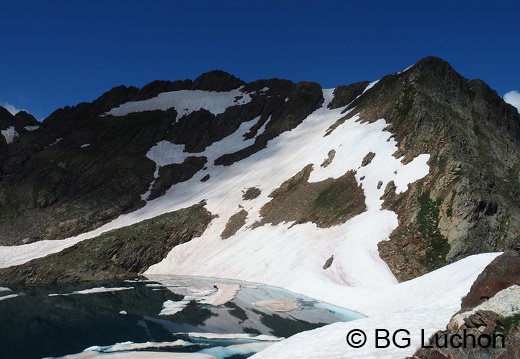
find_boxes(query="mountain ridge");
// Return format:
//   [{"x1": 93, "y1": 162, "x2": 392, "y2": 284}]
[{"x1": 1, "y1": 56, "x2": 520, "y2": 358}]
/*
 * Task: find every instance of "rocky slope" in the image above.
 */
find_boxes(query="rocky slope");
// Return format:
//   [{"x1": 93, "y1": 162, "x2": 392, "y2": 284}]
[
  {"x1": 352, "y1": 57, "x2": 520, "y2": 281},
  {"x1": 0, "y1": 71, "x2": 323, "y2": 246},
  {"x1": 409, "y1": 250, "x2": 520, "y2": 358}
]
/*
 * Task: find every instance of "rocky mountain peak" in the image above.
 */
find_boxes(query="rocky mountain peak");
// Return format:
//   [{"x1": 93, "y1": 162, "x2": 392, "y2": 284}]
[
  {"x1": 341, "y1": 56, "x2": 520, "y2": 281},
  {"x1": 13, "y1": 111, "x2": 38, "y2": 127},
  {"x1": 412, "y1": 55, "x2": 456, "y2": 73},
  {"x1": 191, "y1": 69, "x2": 246, "y2": 92}
]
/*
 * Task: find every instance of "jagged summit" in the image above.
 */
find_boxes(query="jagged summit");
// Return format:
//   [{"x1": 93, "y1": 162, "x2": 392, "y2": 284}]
[{"x1": 191, "y1": 69, "x2": 246, "y2": 92}]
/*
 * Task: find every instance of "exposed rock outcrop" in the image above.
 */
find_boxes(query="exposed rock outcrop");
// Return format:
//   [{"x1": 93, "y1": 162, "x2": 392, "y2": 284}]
[
  {"x1": 409, "y1": 251, "x2": 520, "y2": 358},
  {"x1": 0, "y1": 203, "x2": 214, "y2": 285},
  {"x1": 255, "y1": 165, "x2": 366, "y2": 228}
]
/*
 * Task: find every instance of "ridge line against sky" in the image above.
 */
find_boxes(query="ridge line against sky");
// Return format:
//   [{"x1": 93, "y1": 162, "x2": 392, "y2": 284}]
[{"x1": 1, "y1": 0, "x2": 519, "y2": 119}]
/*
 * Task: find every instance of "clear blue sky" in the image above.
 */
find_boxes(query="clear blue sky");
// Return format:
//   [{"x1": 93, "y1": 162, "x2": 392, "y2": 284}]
[{"x1": 2, "y1": 0, "x2": 519, "y2": 120}]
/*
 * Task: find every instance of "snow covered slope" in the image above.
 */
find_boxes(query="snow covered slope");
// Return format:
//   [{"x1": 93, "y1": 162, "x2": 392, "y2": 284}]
[
  {"x1": 0, "y1": 80, "x2": 502, "y2": 357},
  {"x1": 143, "y1": 88, "x2": 430, "y2": 290},
  {"x1": 104, "y1": 87, "x2": 252, "y2": 120}
]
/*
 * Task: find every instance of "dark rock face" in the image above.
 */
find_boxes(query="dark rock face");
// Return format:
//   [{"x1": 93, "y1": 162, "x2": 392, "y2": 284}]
[
  {"x1": 0, "y1": 108, "x2": 39, "y2": 179},
  {"x1": 328, "y1": 81, "x2": 370, "y2": 110},
  {"x1": 148, "y1": 156, "x2": 208, "y2": 200},
  {"x1": 0, "y1": 72, "x2": 324, "y2": 247},
  {"x1": 461, "y1": 251, "x2": 520, "y2": 311}
]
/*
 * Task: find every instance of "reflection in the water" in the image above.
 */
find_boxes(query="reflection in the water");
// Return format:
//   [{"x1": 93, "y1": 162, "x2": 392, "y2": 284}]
[{"x1": 0, "y1": 276, "x2": 363, "y2": 359}]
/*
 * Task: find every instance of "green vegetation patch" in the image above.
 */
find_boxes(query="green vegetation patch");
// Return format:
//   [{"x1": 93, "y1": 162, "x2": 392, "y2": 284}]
[
  {"x1": 256, "y1": 166, "x2": 366, "y2": 228},
  {"x1": 497, "y1": 312, "x2": 520, "y2": 335},
  {"x1": 417, "y1": 192, "x2": 450, "y2": 270},
  {"x1": 396, "y1": 85, "x2": 416, "y2": 119}
]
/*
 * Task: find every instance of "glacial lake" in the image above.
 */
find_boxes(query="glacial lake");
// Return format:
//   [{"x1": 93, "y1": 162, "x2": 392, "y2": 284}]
[{"x1": 0, "y1": 276, "x2": 363, "y2": 359}]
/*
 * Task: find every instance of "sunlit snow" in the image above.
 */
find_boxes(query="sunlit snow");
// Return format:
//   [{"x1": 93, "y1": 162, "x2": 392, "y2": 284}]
[
  {"x1": 49, "y1": 286, "x2": 133, "y2": 296},
  {"x1": 104, "y1": 88, "x2": 252, "y2": 120},
  {"x1": 0, "y1": 293, "x2": 19, "y2": 301}
]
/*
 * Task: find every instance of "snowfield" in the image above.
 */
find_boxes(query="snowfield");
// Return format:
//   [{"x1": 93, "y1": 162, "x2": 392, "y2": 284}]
[
  {"x1": 104, "y1": 87, "x2": 252, "y2": 120},
  {"x1": 0, "y1": 85, "x2": 501, "y2": 358},
  {"x1": 1, "y1": 126, "x2": 19, "y2": 144}
]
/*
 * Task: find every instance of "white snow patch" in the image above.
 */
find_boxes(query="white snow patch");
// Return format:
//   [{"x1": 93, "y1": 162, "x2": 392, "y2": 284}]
[
  {"x1": 0, "y1": 293, "x2": 19, "y2": 301},
  {"x1": 254, "y1": 115, "x2": 270, "y2": 137},
  {"x1": 396, "y1": 63, "x2": 414, "y2": 75},
  {"x1": 0, "y1": 236, "x2": 87, "y2": 268},
  {"x1": 49, "y1": 137, "x2": 63, "y2": 146},
  {"x1": 146, "y1": 141, "x2": 188, "y2": 166},
  {"x1": 140, "y1": 115, "x2": 265, "y2": 199},
  {"x1": 107, "y1": 340, "x2": 193, "y2": 352},
  {"x1": 184, "y1": 333, "x2": 282, "y2": 341},
  {"x1": 145, "y1": 115, "x2": 263, "y2": 168},
  {"x1": 160, "y1": 282, "x2": 240, "y2": 315},
  {"x1": 104, "y1": 88, "x2": 252, "y2": 120},
  {"x1": 141, "y1": 166, "x2": 160, "y2": 200},
  {"x1": 24, "y1": 125, "x2": 40, "y2": 131},
  {"x1": 1, "y1": 126, "x2": 19, "y2": 144},
  {"x1": 49, "y1": 286, "x2": 133, "y2": 296},
  {"x1": 160, "y1": 299, "x2": 191, "y2": 316},
  {"x1": 199, "y1": 283, "x2": 241, "y2": 306},
  {"x1": 362, "y1": 80, "x2": 379, "y2": 94}
]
